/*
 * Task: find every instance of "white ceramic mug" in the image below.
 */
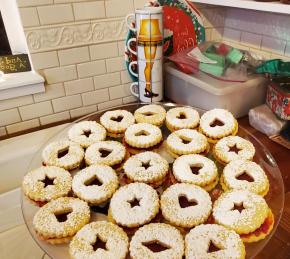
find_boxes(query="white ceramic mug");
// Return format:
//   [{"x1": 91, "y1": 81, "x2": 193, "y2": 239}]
[
  {"x1": 126, "y1": 6, "x2": 164, "y2": 103},
  {"x1": 130, "y1": 81, "x2": 163, "y2": 102}
]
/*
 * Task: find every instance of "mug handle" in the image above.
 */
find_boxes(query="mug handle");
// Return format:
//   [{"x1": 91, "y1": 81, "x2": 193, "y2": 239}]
[
  {"x1": 125, "y1": 13, "x2": 137, "y2": 32},
  {"x1": 127, "y1": 38, "x2": 137, "y2": 56},
  {"x1": 128, "y1": 61, "x2": 138, "y2": 78},
  {"x1": 130, "y1": 82, "x2": 139, "y2": 97}
]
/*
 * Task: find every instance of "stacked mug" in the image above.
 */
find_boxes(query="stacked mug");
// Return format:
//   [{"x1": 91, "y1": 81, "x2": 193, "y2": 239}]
[{"x1": 126, "y1": 7, "x2": 164, "y2": 102}]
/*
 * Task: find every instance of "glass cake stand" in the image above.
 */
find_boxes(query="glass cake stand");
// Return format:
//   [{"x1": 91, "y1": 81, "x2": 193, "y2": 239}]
[{"x1": 21, "y1": 103, "x2": 285, "y2": 259}]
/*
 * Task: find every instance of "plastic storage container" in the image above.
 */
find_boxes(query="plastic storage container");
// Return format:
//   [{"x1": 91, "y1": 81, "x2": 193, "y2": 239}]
[{"x1": 165, "y1": 63, "x2": 267, "y2": 118}]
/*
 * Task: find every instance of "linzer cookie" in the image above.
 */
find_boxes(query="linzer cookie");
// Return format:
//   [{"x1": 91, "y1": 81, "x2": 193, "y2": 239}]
[
  {"x1": 185, "y1": 224, "x2": 246, "y2": 259},
  {"x1": 173, "y1": 154, "x2": 219, "y2": 191},
  {"x1": 134, "y1": 104, "x2": 166, "y2": 127},
  {"x1": 22, "y1": 166, "x2": 72, "y2": 206},
  {"x1": 129, "y1": 223, "x2": 184, "y2": 259},
  {"x1": 123, "y1": 151, "x2": 169, "y2": 188},
  {"x1": 100, "y1": 109, "x2": 135, "y2": 138},
  {"x1": 68, "y1": 121, "x2": 106, "y2": 148},
  {"x1": 109, "y1": 183, "x2": 159, "y2": 228},
  {"x1": 166, "y1": 107, "x2": 200, "y2": 132},
  {"x1": 213, "y1": 190, "x2": 274, "y2": 243},
  {"x1": 69, "y1": 221, "x2": 129, "y2": 259},
  {"x1": 42, "y1": 140, "x2": 84, "y2": 170},
  {"x1": 166, "y1": 129, "x2": 209, "y2": 158},
  {"x1": 213, "y1": 136, "x2": 255, "y2": 165},
  {"x1": 124, "y1": 123, "x2": 163, "y2": 154},
  {"x1": 72, "y1": 165, "x2": 119, "y2": 205},
  {"x1": 199, "y1": 109, "x2": 238, "y2": 143},
  {"x1": 33, "y1": 197, "x2": 90, "y2": 244},
  {"x1": 85, "y1": 141, "x2": 127, "y2": 171},
  {"x1": 160, "y1": 183, "x2": 212, "y2": 228},
  {"x1": 220, "y1": 160, "x2": 269, "y2": 197}
]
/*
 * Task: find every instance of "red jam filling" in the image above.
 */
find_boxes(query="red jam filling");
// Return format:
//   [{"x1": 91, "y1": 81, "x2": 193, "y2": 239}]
[{"x1": 240, "y1": 213, "x2": 274, "y2": 238}]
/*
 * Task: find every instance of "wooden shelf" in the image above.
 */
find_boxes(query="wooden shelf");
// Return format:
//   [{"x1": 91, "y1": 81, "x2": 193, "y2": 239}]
[{"x1": 191, "y1": 0, "x2": 290, "y2": 15}]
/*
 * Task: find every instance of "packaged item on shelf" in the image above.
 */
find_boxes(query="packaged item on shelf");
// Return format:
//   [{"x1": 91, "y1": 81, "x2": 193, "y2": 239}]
[
  {"x1": 249, "y1": 104, "x2": 287, "y2": 136},
  {"x1": 167, "y1": 42, "x2": 263, "y2": 82},
  {"x1": 266, "y1": 82, "x2": 290, "y2": 120},
  {"x1": 164, "y1": 63, "x2": 267, "y2": 118}
]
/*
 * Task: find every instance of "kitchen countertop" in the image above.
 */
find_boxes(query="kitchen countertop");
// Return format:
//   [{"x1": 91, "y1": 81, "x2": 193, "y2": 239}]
[{"x1": 239, "y1": 117, "x2": 290, "y2": 259}]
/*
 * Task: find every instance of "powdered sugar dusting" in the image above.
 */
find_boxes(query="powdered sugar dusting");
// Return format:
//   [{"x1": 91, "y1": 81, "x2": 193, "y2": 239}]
[
  {"x1": 166, "y1": 107, "x2": 200, "y2": 130},
  {"x1": 70, "y1": 221, "x2": 129, "y2": 259},
  {"x1": 223, "y1": 160, "x2": 269, "y2": 195},
  {"x1": 124, "y1": 123, "x2": 162, "y2": 148},
  {"x1": 214, "y1": 136, "x2": 255, "y2": 163},
  {"x1": 72, "y1": 165, "x2": 119, "y2": 205},
  {"x1": 68, "y1": 121, "x2": 106, "y2": 148},
  {"x1": 185, "y1": 224, "x2": 245, "y2": 259},
  {"x1": 124, "y1": 151, "x2": 169, "y2": 183},
  {"x1": 33, "y1": 197, "x2": 90, "y2": 238},
  {"x1": 173, "y1": 154, "x2": 218, "y2": 186},
  {"x1": 23, "y1": 166, "x2": 72, "y2": 202},
  {"x1": 42, "y1": 140, "x2": 84, "y2": 170},
  {"x1": 200, "y1": 109, "x2": 236, "y2": 137},
  {"x1": 161, "y1": 183, "x2": 212, "y2": 228},
  {"x1": 130, "y1": 223, "x2": 184, "y2": 259},
  {"x1": 110, "y1": 183, "x2": 159, "y2": 227},
  {"x1": 167, "y1": 129, "x2": 208, "y2": 155},
  {"x1": 213, "y1": 190, "x2": 269, "y2": 234},
  {"x1": 85, "y1": 141, "x2": 126, "y2": 166},
  {"x1": 100, "y1": 110, "x2": 135, "y2": 133}
]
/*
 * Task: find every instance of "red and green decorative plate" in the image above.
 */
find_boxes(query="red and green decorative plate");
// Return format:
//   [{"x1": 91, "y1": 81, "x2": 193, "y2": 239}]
[{"x1": 125, "y1": 0, "x2": 205, "y2": 82}]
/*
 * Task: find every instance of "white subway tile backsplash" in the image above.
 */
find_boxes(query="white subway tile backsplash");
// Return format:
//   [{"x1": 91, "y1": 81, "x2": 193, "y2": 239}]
[
  {"x1": 211, "y1": 27, "x2": 223, "y2": 41},
  {"x1": 19, "y1": 7, "x2": 40, "y2": 27},
  {"x1": 70, "y1": 105, "x2": 97, "y2": 119},
  {"x1": 6, "y1": 119, "x2": 40, "y2": 134},
  {"x1": 105, "y1": 0, "x2": 134, "y2": 18},
  {"x1": 33, "y1": 83, "x2": 65, "y2": 102},
  {"x1": 121, "y1": 70, "x2": 133, "y2": 84},
  {"x1": 223, "y1": 28, "x2": 240, "y2": 42},
  {"x1": 17, "y1": 0, "x2": 53, "y2": 7},
  {"x1": 0, "y1": 109, "x2": 21, "y2": 127},
  {"x1": 98, "y1": 98, "x2": 123, "y2": 110},
  {"x1": 64, "y1": 78, "x2": 94, "y2": 95},
  {"x1": 37, "y1": 4, "x2": 74, "y2": 25},
  {"x1": 54, "y1": 0, "x2": 91, "y2": 3},
  {"x1": 44, "y1": 65, "x2": 77, "y2": 84},
  {"x1": 1, "y1": 0, "x2": 286, "y2": 138},
  {"x1": 52, "y1": 95, "x2": 82, "y2": 112},
  {"x1": 109, "y1": 84, "x2": 130, "y2": 100},
  {"x1": 106, "y1": 57, "x2": 125, "y2": 72},
  {"x1": 117, "y1": 41, "x2": 125, "y2": 56},
  {"x1": 73, "y1": 1, "x2": 105, "y2": 21},
  {"x1": 201, "y1": 8, "x2": 225, "y2": 29},
  {"x1": 0, "y1": 95, "x2": 34, "y2": 111},
  {"x1": 19, "y1": 101, "x2": 53, "y2": 120},
  {"x1": 133, "y1": 0, "x2": 147, "y2": 9},
  {"x1": 285, "y1": 42, "x2": 290, "y2": 57},
  {"x1": 31, "y1": 51, "x2": 59, "y2": 70},
  {"x1": 82, "y1": 89, "x2": 109, "y2": 106},
  {"x1": 262, "y1": 36, "x2": 286, "y2": 55},
  {"x1": 0, "y1": 127, "x2": 6, "y2": 137},
  {"x1": 123, "y1": 95, "x2": 138, "y2": 104},
  {"x1": 94, "y1": 72, "x2": 120, "y2": 89},
  {"x1": 241, "y1": 32, "x2": 262, "y2": 49},
  {"x1": 90, "y1": 42, "x2": 119, "y2": 60},
  {"x1": 58, "y1": 47, "x2": 90, "y2": 66},
  {"x1": 40, "y1": 111, "x2": 70, "y2": 125},
  {"x1": 77, "y1": 60, "x2": 106, "y2": 78}
]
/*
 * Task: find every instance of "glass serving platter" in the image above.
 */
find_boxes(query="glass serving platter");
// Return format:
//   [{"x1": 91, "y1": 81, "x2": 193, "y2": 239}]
[{"x1": 21, "y1": 103, "x2": 285, "y2": 259}]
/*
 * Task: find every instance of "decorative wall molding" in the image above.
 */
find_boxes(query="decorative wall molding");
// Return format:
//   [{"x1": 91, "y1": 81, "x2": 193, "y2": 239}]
[{"x1": 25, "y1": 18, "x2": 127, "y2": 53}]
